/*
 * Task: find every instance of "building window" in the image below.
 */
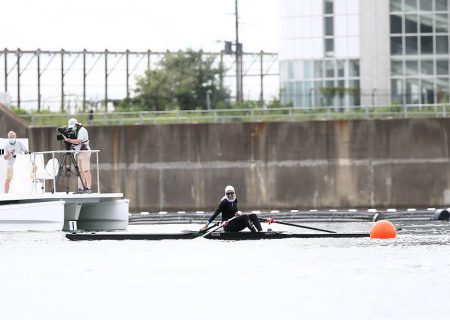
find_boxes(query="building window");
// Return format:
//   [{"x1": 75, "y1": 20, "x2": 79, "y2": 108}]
[
  {"x1": 304, "y1": 81, "x2": 313, "y2": 107},
  {"x1": 287, "y1": 82, "x2": 295, "y2": 105},
  {"x1": 420, "y1": 36, "x2": 434, "y2": 54},
  {"x1": 336, "y1": 60, "x2": 346, "y2": 78},
  {"x1": 323, "y1": 80, "x2": 336, "y2": 106},
  {"x1": 390, "y1": 15, "x2": 403, "y2": 33},
  {"x1": 436, "y1": 36, "x2": 449, "y2": 54},
  {"x1": 314, "y1": 61, "x2": 323, "y2": 78},
  {"x1": 313, "y1": 80, "x2": 323, "y2": 107},
  {"x1": 325, "y1": 0, "x2": 334, "y2": 14},
  {"x1": 349, "y1": 80, "x2": 360, "y2": 106},
  {"x1": 437, "y1": 59, "x2": 449, "y2": 75},
  {"x1": 325, "y1": 39, "x2": 335, "y2": 57},
  {"x1": 336, "y1": 80, "x2": 345, "y2": 107},
  {"x1": 419, "y1": 0, "x2": 433, "y2": 11},
  {"x1": 421, "y1": 59, "x2": 434, "y2": 75},
  {"x1": 437, "y1": 78, "x2": 449, "y2": 103},
  {"x1": 295, "y1": 82, "x2": 304, "y2": 107},
  {"x1": 435, "y1": 14, "x2": 449, "y2": 33},
  {"x1": 390, "y1": 0, "x2": 403, "y2": 12},
  {"x1": 325, "y1": 17, "x2": 334, "y2": 36},
  {"x1": 349, "y1": 60, "x2": 360, "y2": 77},
  {"x1": 406, "y1": 36, "x2": 419, "y2": 54},
  {"x1": 391, "y1": 36, "x2": 403, "y2": 55},
  {"x1": 406, "y1": 79, "x2": 420, "y2": 104},
  {"x1": 405, "y1": 14, "x2": 418, "y2": 33},
  {"x1": 304, "y1": 61, "x2": 313, "y2": 79},
  {"x1": 421, "y1": 79, "x2": 435, "y2": 104},
  {"x1": 405, "y1": 0, "x2": 418, "y2": 12},
  {"x1": 287, "y1": 61, "x2": 294, "y2": 80},
  {"x1": 391, "y1": 60, "x2": 404, "y2": 75},
  {"x1": 391, "y1": 79, "x2": 404, "y2": 103},
  {"x1": 405, "y1": 60, "x2": 419, "y2": 75},
  {"x1": 420, "y1": 14, "x2": 433, "y2": 33},
  {"x1": 436, "y1": 0, "x2": 448, "y2": 11},
  {"x1": 325, "y1": 60, "x2": 335, "y2": 78}
]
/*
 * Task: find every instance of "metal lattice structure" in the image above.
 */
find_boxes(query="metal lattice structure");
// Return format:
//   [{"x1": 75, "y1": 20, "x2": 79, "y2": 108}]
[{"x1": 0, "y1": 49, "x2": 279, "y2": 112}]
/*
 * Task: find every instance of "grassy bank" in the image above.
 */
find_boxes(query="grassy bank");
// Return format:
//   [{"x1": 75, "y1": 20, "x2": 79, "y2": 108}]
[{"x1": 12, "y1": 104, "x2": 450, "y2": 126}]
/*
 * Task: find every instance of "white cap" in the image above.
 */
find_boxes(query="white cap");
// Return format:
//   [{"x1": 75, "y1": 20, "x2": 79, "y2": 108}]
[
  {"x1": 68, "y1": 118, "x2": 78, "y2": 128},
  {"x1": 225, "y1": 185, "x2": 235, "y2": 193}
]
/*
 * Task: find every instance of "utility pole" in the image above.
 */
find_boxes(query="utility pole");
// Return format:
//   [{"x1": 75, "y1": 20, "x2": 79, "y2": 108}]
[
  {"x1": 235, "y1": 0, "x2": 241, "y2": 103},
  {"x1": 17, "y1": 48, "x2": 21, "y2": 109},
  {"x1": 105, "y1": 49, "x2": 108, "y2": 111},
  {"x1": 61, "y1": 49, "x2": 65, "y2": 112},
  {"x1": 83, "y1": 49, "x2": 87, "y2": 112},
  {"x1": 37, "y1": 49, "x2": 41, "y2": 112}
]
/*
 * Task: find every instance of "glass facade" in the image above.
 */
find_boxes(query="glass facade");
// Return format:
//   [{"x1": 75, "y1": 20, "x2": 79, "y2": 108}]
[
  {"x1": 390, "y1": 0, "x2": 450, "y2": 104},
  {"x1": 280, "y1": 0, "x2": 361, "y2": 108},
  {"x1": 280, "y1": 59, "x2": 361, "y2": 107},
  {"x1": 280, "y1": 0, "x2": 450, "y2": 107}
]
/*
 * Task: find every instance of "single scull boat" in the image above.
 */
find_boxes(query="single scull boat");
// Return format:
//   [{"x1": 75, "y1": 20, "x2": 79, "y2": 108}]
[{"x1": 65, "y1": 230, "x2": 370, "y2": 241}]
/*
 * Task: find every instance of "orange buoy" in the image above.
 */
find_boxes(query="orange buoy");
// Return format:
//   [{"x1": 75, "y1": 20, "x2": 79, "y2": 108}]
[{"x1": 370, "y1": 220, "x2": 397, "y2": 239}]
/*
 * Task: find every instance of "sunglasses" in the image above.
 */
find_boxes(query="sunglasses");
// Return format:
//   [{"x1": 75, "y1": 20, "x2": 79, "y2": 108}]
[{"x1": 226, "y1": 192, "x2": 235, "y2": 195}]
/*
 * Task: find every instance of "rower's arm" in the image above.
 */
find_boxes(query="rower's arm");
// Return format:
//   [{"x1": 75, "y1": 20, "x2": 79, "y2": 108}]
[{"x1": 207, "y1": 202, "x2": 224, "y2": 224}]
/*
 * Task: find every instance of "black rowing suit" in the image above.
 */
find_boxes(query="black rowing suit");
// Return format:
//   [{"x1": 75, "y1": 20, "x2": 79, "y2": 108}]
[{"x1": 208, "y1": 197, "x2": 262, "y2": 232}]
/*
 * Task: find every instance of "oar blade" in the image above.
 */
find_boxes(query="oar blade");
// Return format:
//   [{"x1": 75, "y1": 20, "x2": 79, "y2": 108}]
[{"x1": 259, "y1": 218, "x2": 336, "y2": 234}]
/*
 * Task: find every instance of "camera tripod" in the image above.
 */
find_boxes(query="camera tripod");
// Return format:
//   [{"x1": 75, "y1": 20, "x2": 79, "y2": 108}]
[{"x1": 54, "y1": 150, "x2": 86, "y2": 193}]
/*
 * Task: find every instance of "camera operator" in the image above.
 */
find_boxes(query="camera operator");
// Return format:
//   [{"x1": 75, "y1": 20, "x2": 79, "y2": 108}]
[
  {"x1": 3, "y1": 131, "x2": 29, "y2": 193},
  {"x1": 63, "y1": 118, "x2": 92, "y2": 193}
]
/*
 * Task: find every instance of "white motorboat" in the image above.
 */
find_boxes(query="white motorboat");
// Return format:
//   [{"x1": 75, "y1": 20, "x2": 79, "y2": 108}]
[
  {"x1": 0, "y1": 147, "x2": 129, "y2": 232},
  {"x1": 0, "y1": 200, "x2": 64, "y2": 232}
]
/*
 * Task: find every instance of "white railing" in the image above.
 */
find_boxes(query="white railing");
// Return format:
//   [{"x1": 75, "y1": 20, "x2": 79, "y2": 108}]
[
  {"x1": 29, "y1": 149, "x2": 101, "y2": 194},
  {"x1": 19, "y1": 104, "x2": 450, "y2": 126}
]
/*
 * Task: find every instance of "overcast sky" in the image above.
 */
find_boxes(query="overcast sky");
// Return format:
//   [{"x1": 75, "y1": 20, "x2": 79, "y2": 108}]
[{"x1": 2, "y1": 0, "x2": 279, "y2": 53}]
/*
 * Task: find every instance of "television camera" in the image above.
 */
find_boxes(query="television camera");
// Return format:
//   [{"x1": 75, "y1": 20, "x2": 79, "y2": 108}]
[{"x1": 56, "y1": 127, "x2": 77, "y2": 150}]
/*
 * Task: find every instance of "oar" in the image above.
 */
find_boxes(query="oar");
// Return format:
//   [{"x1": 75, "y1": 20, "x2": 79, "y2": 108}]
[
  {"x1": 182, "y1": 222, "x2": 219, "y2": 235},
  {"x1": 201, "y1": 216, "x2": 238, "y2": 238},
  {"x1": 259, "y1": 218, "x2": 336, "y2": 234},
  {"x1": 181, "y1": 222, "x2": 219, "y2": 236}
]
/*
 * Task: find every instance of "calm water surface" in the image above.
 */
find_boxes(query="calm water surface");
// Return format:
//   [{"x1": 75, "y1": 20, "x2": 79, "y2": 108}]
[{"x1": 0, "y1": 221, "x2": 449, "y2": 320}]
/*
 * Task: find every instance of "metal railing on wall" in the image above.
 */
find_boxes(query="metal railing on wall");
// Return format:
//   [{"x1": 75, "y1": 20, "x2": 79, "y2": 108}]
[
  {"x1": 19, "y1": 104, "x2": 450, "y2": 126},
  {"x1": 0, "y1": 49, "x2": 279, "y2": 112}
]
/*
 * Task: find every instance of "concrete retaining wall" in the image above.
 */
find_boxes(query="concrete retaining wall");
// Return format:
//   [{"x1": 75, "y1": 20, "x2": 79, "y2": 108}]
[{"x1": 22, "y1": 118, "x2": 450, "y2": 211}]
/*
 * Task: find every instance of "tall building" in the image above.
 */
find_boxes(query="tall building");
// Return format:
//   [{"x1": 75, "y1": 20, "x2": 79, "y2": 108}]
[{"x1": 279, "y1": 0, "x2": 450, "y2": 108}]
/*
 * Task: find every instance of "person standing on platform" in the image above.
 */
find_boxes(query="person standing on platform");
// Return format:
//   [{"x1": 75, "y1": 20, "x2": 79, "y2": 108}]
[
  {"x1": 63, "y1": 118, "x2": 92, "y2": 193},
  {"x1": 3, "y1": 131, "x2": 29, "y2": 193}
]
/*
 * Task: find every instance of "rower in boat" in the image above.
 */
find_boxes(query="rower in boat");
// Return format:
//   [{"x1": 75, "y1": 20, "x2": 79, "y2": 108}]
[{"x1": 201, "y1": 185, "x2": 263, "y2": 233}]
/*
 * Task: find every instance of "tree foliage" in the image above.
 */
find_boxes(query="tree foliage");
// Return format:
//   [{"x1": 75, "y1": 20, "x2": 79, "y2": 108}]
[{"x1": 134, "y1": 50, "x2": 230, "y2": 111}]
